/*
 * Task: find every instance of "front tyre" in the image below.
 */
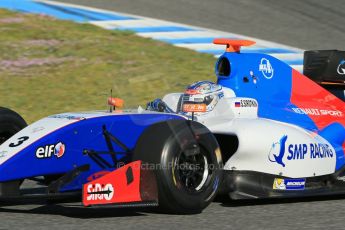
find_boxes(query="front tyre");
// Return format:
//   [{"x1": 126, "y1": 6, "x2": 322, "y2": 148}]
[
  {"x1": 133, "y1": 120, "x2": 223, "y2": 214},
  {"x1": 0, "y1": 107, "x2": 27, "y2": 145}
]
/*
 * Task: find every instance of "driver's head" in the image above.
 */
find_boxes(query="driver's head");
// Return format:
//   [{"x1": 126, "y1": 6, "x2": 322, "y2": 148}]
[{"x1": 180, "y1": 81, "x2": 223, "y2": 115}]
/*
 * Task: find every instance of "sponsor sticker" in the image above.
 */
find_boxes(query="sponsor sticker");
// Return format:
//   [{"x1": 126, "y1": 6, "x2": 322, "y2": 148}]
[
  {"x1": 36, "y1": 142, "x2": 65, "y2": 159},
  {"x1": 49, "y1": 114, "x2": 85, "y2": 120},
  {"x1": 183, "y1": 103, "x2": 207, "y2": 113},
  {"x1": 292, "y1": 108, "x2": 343, "y2": 117},
  {"x1": 273, "y1": 178, "x2": 306, "y2": 190},
  {"x1": 31, "y1": 126, "x2": 45, "y2": 133},
  {"x1": 234, "y1": 99, "x2": 258, "y2": 108},
  {"x1": 259, "y1": 58, "x2": 274, "y2": 79},
  {"x1": 268, "y1": 135, "x2": 334, "y2": 167},
  {"x1": 54, "y1": 142, "x2": 65, "y2": 158},
  {"x1": 337, "y1": 59, "x2": 345, "y2": 75},
  {"x1": 86, "y1": 183, "x2": 114, "y2": 201}
]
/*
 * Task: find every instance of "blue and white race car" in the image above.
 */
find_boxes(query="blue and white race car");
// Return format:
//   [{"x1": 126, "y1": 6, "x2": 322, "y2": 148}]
[{"x1": 0, "y1": 39, "x2": 344, "y2": 214}]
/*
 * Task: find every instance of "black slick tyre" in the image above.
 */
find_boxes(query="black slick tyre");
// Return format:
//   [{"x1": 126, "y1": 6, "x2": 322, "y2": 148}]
[
  {"x1": 133, "y1": 119, "x2": 223, "y2": 214},
  {"x1": 0, "y1": 107, "x2": 27, "y2": 145}
]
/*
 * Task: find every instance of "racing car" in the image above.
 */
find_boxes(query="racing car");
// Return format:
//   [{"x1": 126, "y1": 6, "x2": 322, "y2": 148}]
[{"x1": 0, "y1": 39, "x2": 344, "y2": 214}]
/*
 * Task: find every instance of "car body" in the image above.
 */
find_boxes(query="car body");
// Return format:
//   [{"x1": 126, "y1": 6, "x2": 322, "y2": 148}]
[{"x1": 0, "y1": 39, "x2": 344, "y2": 213}]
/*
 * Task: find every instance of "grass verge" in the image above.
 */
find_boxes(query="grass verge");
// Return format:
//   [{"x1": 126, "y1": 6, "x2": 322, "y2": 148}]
[{"x1": 0, "y1": 9, "x2": 216, "y2": 123}]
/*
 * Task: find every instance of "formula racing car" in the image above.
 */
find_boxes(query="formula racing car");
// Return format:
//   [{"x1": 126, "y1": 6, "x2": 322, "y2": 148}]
[{"x1": 0, "y1": 39, "x2": 344, "y2": 214}]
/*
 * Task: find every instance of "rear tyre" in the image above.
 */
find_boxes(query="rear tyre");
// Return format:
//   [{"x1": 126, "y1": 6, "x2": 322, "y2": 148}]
[
  {"x1": 0, "y1": 107, "x2": 27, "y2": 145},
  {"x1": 133, "y1": 120, "x2": 223, "y2": 214}
]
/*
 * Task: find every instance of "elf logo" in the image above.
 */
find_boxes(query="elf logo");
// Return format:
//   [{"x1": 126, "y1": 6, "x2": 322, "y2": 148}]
[{"x1": 36, "y1": 142, "x2": 66, "y2": 159}]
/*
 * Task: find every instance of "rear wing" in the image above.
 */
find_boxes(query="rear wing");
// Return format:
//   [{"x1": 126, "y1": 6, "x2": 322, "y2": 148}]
[{"x1": 303, "y1": 50, "x2": 345, "y2": 101}]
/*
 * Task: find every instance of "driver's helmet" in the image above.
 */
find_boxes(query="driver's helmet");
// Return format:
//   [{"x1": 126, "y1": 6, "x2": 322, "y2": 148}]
[{"x1": 180, "y1": 81, "x2": 224, "y2": 115}]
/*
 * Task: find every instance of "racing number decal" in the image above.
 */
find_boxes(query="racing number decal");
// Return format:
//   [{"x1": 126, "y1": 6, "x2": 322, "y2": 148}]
[{"x1": 9, "y1": 136, "x2": 29, "y2": 147}]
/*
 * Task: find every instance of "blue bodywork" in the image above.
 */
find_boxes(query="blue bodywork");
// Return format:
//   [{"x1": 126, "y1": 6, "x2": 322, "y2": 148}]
[
  {"x1": 0, "y1": 112, "x2": 184, "y2": 191},
  {"x1": 216, "y1": 52, "x2": 318, "y2": 131}
]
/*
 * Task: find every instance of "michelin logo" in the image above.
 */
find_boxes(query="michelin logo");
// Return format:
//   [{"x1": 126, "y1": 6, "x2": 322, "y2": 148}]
[{"x1": 273, "y1": 178, "x2": 306, "y2": 190}]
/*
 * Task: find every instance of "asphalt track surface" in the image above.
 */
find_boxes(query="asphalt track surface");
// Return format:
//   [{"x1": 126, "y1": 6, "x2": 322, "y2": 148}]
[
  {"x1": 56, "y1": 0, "x2": 345, "y2": 50},
  {"x1": 2, "y1": 193, "x2": 345, "y2": 230},
  {"x1": 2, "y1": 1, "x2": 345, "y2": 229}
]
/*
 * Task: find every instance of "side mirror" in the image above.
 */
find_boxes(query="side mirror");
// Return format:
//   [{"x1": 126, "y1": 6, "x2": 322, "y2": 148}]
[{"x1": 108, "y1": 97, "x2": 124, "y2": 110}]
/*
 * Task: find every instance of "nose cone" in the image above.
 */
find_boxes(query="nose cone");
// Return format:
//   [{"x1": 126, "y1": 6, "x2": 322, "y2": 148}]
[{"x1": 0, "y1": 115, "x2": 80, "y2": 167}]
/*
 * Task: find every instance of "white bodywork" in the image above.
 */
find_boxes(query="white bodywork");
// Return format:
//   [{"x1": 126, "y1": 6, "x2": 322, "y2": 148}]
[
  {"x1": 162, "y1": 91, "x2": 337, "y2": 178},
  {"x1": 0, "y1": 93, "x2": 337, "y2": 178}
]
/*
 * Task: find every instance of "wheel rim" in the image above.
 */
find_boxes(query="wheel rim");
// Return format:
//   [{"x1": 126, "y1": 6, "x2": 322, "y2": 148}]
[{"x1": 174, "y1": 144, "x2": 212, "y2": 193}]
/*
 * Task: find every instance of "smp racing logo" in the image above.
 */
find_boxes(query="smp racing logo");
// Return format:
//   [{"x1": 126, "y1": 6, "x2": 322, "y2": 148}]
[
  {"x1": 337, "y1": 59, "x2": 345, "y2": 75},
  {"x1": 268, "y1": 135, "x2": 288, "y2": 167},
  {"x1": 86, "y1": 183, "x2": 114, "y2": 201},
  {"x1": 36, "y1": 142, "x2": 65, "y2": 159},
  {"x1": 259, "y1": 58, "x2": 274, "y2": 79},
  {"x1": 268, "y1": 135, "x2": 334, "y2": 167}
]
